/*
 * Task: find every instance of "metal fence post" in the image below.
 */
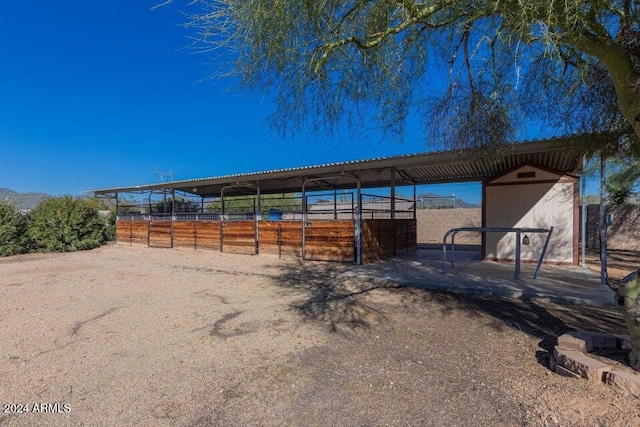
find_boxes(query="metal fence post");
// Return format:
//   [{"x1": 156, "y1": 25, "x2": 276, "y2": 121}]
[{"x1": 515, "y1": 231, "x2": 521, "y2": 281}]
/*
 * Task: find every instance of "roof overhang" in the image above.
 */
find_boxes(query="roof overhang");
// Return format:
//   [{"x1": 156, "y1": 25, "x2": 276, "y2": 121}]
[{"x1": 93, "y1": 134, "x2": 599, "y2": 198}]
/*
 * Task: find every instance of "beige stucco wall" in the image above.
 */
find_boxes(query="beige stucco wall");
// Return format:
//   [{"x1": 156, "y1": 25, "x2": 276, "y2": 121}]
[
  {"x1": 416, "y1": 208, "x2": 482, "y2": 244},
  {"x1": 586, "y1": 204, "x2": 640, "y2": 251},
  {"x1": 485, "y1": 166, "x2": 575, "y2": 264}
]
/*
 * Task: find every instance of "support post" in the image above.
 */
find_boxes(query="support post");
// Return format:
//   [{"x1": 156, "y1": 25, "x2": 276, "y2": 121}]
[
  {"x1": 515, "y1": 231, "x2": 521, "y2": 281},
  {"x1": 115, "y1": 192, "x2": 119, "y2": 220},
  {"x1": 170, "y1": 189, "x2": 175, "y2": 248},
  {"x1": 256, "y1": 183, "x2": 261, "y2": 219},
  {"x1": 333, "y1": 189, "x2": 337, "y2": 220},
  {"x1": 255, "y1": 183, "x2": 260, "y2": 255},
  {"x1": 451, "y1": 231, "x2": 456, "y2": 268},
  {"x1": 356, "y1": 177, "x2": 362, "y2": 265},
  {"x1": 301, "y1": 180, "x2": 307, "y2": 260},
  {"x1": 581, "y1": 155, "x2": 587, "y2": 268},
  {"x1": 533, "y1": 227, "x2": 554, "y2": 279},
  {"x1": 390, "y1": 167, "x2": 396, "y2": 220},
  {"x1": 600, "y1": 154, "x2": 608, "y2": 288},
  {"x1": 147, "y1": 193, "x2": 151, "y2": 248},
  {"x1": 413, "y1": 185, "x2": 417, "y2": 219},
  {"x1": 220, "y1": 192, "x2": 225, "y2": 252}
]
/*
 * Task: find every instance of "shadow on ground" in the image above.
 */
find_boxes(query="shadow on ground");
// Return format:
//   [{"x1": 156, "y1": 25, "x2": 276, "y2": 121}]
[
  {"x1": 272, "y1": 262, "x2": 397, "y2": 333},
  {"x1": 273, "y1": 261, "x2": 627, "y2": 367}
]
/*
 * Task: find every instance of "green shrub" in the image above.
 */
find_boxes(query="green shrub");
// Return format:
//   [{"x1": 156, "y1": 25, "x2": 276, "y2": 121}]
[
  {"x1": 105, "y1": 211, "x2": 116, "y2": 241},
  {"x1": 27, "y1": 196, "x2": 106, "y2": 252},
  {"x1": 0, "y1": 201, "x2": 27, "y2": 256}
]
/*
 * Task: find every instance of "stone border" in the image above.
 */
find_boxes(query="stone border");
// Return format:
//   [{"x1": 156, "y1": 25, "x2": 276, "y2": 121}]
[{"x1": 550, "y1": 331, "x2": 640, "y2": 398}]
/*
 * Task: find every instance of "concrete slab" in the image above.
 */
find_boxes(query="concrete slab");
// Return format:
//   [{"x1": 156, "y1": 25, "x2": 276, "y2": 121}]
[{"x1": 345, "y1": 249, "x2": 616, "y2": 307}]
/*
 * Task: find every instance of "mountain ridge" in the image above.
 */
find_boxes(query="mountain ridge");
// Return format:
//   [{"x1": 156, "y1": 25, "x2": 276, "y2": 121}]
[{"x1": 0, "y1": 188, "x2": 54, "y2": 211}]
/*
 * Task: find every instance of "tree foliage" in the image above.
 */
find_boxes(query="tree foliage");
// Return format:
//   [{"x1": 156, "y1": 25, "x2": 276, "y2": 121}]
[
  {"x1": 104, "y1": 211, "x2": 116, "y2": 241},
  {"x1": 0, "y1": 201, "x2": 27, "y2": 256},
  {"x1": 607, "y1": 157, "x2": 640, "y2": 204},
  {"x1": 27, "y1": 196, "x2": 107, "y2": 252},
  {"x1": 184, "y1": 0, "x2": 640, "y2": 151}
]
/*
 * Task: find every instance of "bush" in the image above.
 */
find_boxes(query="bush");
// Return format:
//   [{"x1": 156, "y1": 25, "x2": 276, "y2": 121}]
[
  {"x1": 105, "y1": 211, "x2": 116, "y2": 241},
  {"x1": 0, "y1": 201, "x2": 27, "y2": 256},
  {"x1": 27, "y1": 196, "x2": 106, "y2": 252}
]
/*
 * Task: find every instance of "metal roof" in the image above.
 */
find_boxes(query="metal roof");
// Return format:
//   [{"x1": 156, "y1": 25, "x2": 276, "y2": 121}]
[{"x1": 93, "y1": 135, "x2": 596, "y2": 198}]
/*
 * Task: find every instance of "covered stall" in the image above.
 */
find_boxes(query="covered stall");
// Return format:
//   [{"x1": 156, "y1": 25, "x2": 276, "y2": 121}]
[{"x1": 94, "y1": 135, "x2": 597, "y2": 265}]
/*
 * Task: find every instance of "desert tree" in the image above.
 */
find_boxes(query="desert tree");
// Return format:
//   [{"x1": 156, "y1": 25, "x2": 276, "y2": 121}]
[{"x1": 181, "y1": 1, "x2": 640, "y2": 151}]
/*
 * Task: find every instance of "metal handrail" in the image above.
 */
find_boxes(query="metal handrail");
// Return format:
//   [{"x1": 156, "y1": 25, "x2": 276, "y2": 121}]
[{"x1": 442, "y1": 226, "x2": 554, "y2": 280}]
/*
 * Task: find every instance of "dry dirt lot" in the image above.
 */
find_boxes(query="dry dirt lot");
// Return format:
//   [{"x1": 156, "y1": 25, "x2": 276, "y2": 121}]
[{"x1": 0, "y1": 245, "x2": 639, "y2": 427}]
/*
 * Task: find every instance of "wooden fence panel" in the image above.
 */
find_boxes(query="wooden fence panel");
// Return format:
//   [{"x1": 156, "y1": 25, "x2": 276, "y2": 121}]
[
  {"x1": 258, "y1": 221, "x2": 302, "y2": 257},
  {"x1": 115, "y1": 218, "x2": 413, "y2": 263},
  {"x1": 222, "y1": 221, "x2": 256, "y2": 254},
  {"x1": 173, "y1": 221, "x2": 196, "y2": 249},
  {"x1": 362, "y1": 219, "x2": 417, "y2": 262},
  {"x1": 395, "y1": 219, "x2": 417, "y2": 254},
  {"x1": 304, "y1": 220, "x2": 354, "y2": 262},
  {"x1": 194, "y1": 221, "x2": 221, "y2": 250},
  {"x1": 149, "y1": 220, "x2": 172, "y2": 248},
  {"x1": 116, "y1": 220, "x2": 149, "y2": 246}
]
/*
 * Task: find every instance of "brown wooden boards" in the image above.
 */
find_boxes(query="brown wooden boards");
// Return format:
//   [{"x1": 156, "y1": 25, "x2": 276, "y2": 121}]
[
  {"x1": 172, "y1": 220, "x2": 196, "y2": 249},
  {"x1": 395, "y1": 219, "x2": 417, "y2": 254},
  {"x1": 115, "y1": 218, "x2": 415, "y2": 263},
  {"x1": 258, "y1": 220, "x2": 302, "y2": 257},
  {"x1": 304, "y1": 220, "x2": 355, "y2": 262},
  {"x1": 194, "y1": 221, "x2": 221, "y2": 250},
  {"x1": 362, "y1": 219, "x2": 417, "y2": 263},
  {"x1": 172, "y1": 220, "x2": 222, "y2": 250},
  {"x1": 148, "y1": 220, "x2": 172, "y2": 248},
  {"x1": 115, "y1": 220, "x2": 149, "y2": 246},
  {"x1": 221, "y1": 221, "x2": 256, "y2": 255}
]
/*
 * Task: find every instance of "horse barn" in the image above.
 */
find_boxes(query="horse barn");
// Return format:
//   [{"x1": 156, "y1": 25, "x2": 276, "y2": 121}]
[{"x1": 93, "y1": 136, "x2": 594, "y2": 266}]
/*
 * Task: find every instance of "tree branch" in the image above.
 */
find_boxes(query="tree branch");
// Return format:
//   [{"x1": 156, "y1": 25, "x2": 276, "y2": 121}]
[{"x1": 312, "y1": 2, "x2": 454, "y2": 74}]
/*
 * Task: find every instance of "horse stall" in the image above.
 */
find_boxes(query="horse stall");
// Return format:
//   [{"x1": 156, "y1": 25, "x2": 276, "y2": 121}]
[
  {"x1": 113, "y1": 190, "x2": 417, "y2": 264},
  {"x1": 100, "y1": 137, "x2": 592, "y2": 268}
]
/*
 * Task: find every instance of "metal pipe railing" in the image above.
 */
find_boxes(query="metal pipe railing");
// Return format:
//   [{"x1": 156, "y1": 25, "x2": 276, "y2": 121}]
[{"x1": 442, "y1": 226, "x2": 554, "y2": 280}]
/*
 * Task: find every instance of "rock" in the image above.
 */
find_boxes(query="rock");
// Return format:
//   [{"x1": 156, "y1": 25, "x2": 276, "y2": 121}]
[
  {"x1": 576, "y1": 331, "x2": 617, "y2": 349},
  {"x1": 558, "y1": 331, "x2": 593, "y2": 352},
  {"x1": 553, "y1": 346, "x2": 611, "y2": 382},
  {"x1": 605, "y1": 370, "x2": 640, "y2": 399}
]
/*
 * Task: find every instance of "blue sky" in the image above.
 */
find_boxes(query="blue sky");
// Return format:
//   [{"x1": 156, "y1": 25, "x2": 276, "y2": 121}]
[{"x1": 0, "y1": 2, "x2": 598, "y2": 204}]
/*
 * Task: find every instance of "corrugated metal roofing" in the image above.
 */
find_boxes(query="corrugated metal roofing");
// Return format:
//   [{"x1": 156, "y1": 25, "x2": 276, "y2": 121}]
[{"x1": 93, "y1": 135, "x2": 597, "y2": 198}]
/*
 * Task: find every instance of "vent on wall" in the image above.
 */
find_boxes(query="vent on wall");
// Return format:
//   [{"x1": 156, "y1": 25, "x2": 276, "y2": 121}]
[{"x1": 517, "y1": 171, "x2": 536, "y2": 179}]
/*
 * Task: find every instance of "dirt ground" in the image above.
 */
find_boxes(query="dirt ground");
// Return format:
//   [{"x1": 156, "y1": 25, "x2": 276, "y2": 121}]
[
  {"x1": 585, "y1": 248, "x2": 639, "y2": 287},
  {"x1": 1, "y1": 245, "x2": 639, "y2": 427}
]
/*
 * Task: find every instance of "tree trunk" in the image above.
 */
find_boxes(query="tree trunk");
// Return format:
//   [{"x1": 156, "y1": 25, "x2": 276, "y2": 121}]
[{"x1": 617, "y1": 271, "x2": 640, "y2": 371}]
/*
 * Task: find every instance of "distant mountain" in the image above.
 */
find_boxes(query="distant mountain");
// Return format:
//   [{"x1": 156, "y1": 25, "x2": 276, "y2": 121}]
[
  {"x1": 416, "y1": 192, "x2": 479, "y2": 209},
  {"x1": 0, "y1": 188, "x2": 54, "y2": 211}
]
